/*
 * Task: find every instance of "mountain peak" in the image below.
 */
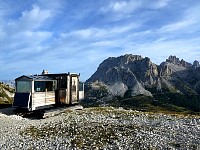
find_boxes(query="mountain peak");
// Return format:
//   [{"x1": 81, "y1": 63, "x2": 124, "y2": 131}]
[
  {"x1": 87, "y1": 54, "x2": 158, "y2": 97},
  {"x1": 85, "y1": 54, "x2": 200, "y2": 113},
  {"x1": 193, "y1": 60, "x2": 200, "y2": 69},
  {"x1": 166, "y1": 55, "x2": 192, "y2": 68},
  {"x1": 107, "y1": 54, "x2": 143, "y2": 63}
]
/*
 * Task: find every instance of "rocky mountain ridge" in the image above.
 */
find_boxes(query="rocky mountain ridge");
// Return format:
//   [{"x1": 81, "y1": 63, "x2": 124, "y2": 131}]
[
  {"x1": 86, "y1": 54, "x2": 200, "y2": 98},
  {"x1": 166, "y1": 55, "x2": 192, "y2": 68}
]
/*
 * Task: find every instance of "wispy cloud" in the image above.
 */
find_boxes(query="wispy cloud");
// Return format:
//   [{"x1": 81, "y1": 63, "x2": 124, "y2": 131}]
[
  {"x1": 150, "y1": 0, "x2": 171, "y2": 9},
  {"x1": 98, "y1": 0, "x2": 172, "y2": 23},
  {"x1": 5, "y1": 5, "x2": 51, "y2": 34},
  {"x1": 159, "y1": 5, "x2": 200, "y2": 33},
  {"x1": 100, "y1": 0, "x2": 171, "y2": 15},
  {"x1": 65, "y1": 22, "x2": 139, "y2": 40},
  {"x1": 0, "y1": 0, "x2": 199, "y2": 80},
  {"x1": 110, "y1": 1, "x2": 141, "y2": 13}
]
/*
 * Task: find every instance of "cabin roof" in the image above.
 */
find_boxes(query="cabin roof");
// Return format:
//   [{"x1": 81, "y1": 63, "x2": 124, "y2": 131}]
[
  {"x1": 15, "y1": 75, "x2": 54, "y2": 81},
  {"x1": 15, "y1": 72, "x2": 80, "y2": 81},
  {"x1": 29, "y1": 75, "x2": 54, "y2": 80},
  {"x1": 40, "y1": 73, "x2": 80, "y2": 77}
]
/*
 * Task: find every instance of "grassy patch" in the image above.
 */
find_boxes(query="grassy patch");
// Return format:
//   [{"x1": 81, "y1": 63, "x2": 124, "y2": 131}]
[
  {"x1": 20, "y1": 107, "x2": 200, "y2": 149},
  {"x1": 81, "y1": 93, "x2": 200, "y2": 115},
  {"x1": 20, "y1": 116, "x2": 139, "y2": 149}
]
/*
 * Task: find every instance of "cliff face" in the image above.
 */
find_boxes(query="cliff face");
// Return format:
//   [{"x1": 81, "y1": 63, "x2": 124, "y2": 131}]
[
  {"x1": 86, "y1": 54, "x2": 200, "y2": 98},
  {"x1": 87, "y1": 54, "x2": 159, "y2": 97}
]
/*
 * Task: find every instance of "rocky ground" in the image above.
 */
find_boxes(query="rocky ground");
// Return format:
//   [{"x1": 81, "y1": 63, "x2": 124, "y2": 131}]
[{"x1": 0, "y1": 106, "x2": 200, "y2": 149}]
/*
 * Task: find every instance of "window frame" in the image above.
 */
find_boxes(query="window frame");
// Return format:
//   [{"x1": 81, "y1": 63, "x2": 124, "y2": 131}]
[
  {"x1": 16, "y1": 81, "x2": 31, "y2": 93},
  {"x1": 34, "y1": 80, "x2": 56, "y2": 92}
]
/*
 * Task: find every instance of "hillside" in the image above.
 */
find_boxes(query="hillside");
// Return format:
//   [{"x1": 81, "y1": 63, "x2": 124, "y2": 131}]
[
  {"x1": 85, "y1": 54, "x2": 200, "y2": 113},
  {"x1": 0, "y1": 82, "x2": 14, "y2": 105}
]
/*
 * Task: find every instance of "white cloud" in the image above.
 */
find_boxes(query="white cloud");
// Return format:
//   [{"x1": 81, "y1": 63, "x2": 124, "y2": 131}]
[
  {"x1": 99, "y1": 0, "x2": 171, "y2": 21},
  {"x1": 159, "y1": 5, "x2": 200, "y2": 33},
  {"x1": 0, "y1": 3, "x2": 54, "y2": 59},
  {"x1": 112, "y1": 1, "x2": 128, "y2": 11},
  {"x1": 21, "y1": 5, "x2": 50, "y2": 25},
  {"x1": 66, "y1": 23, "x2": 139, "y2": 40},
  {"x1": 6, "y1": 5, "x2": 51, "y2": 33},
  {"x1": 111, "y1": 23, "x2": 140, "y2": 33},
  {"x1": 151, "y1": 0, "x2": 171, "y2": 9},
  {"x1": 91, "y1": 41, "x2": 114, "y2": 47},
  {"x1": 68, "y1": 28, "x2": 105, "y2": 39},
  {"x1": 0, "y1": 30, "x2": 52, "y2": 53},
  {"x1": 159, "y1": 20, "x2": 194, "y2": 32},
  {"x1": 101, "y1": 1, "x2": 141, "y2": 15},
  {"x1": 123, "y1": 37, "x2": 200, "y2": 64},
  {"x1": 101, "y1": 0, "x2": 171, "y2": 14},
  {"x1": 0, "y1": 0, "x2": 199, "y2": 81}
]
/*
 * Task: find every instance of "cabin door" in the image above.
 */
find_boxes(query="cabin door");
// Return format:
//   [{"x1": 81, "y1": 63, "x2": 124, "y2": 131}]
[
  {"x1": 70, "y1": 76, "x2": 79, "y2": 103},
  {"x1": 55, "y1": 76, "x2": 68, "y2": 105}
]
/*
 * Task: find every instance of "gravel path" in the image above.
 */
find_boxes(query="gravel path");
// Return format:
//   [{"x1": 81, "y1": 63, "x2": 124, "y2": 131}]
[{"x1": 0, "y1": 107, "x2": 200, "y2": 149}]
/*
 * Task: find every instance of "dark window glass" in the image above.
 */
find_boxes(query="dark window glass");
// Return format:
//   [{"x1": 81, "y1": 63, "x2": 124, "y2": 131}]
[
  {"x1": 59, "y1": 76, "x2": 67, "y2": 89},
  {"x1": 79, "y1": 82, "x2": 84, "y2": 91},
  {"x1": 34, "y1": 81, "x2": 46, "y2": 92},
  {"x1": 34, "y1": 81, "x2": 56, "y2": 92},
  {"x1": 16, "y1": 81, "x2": 31, "y2": 93}
]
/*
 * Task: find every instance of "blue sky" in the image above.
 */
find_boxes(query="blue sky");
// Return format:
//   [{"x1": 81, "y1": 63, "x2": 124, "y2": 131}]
[{"x1": 0, "y1": 0, "x2": 200, "y2": 81}]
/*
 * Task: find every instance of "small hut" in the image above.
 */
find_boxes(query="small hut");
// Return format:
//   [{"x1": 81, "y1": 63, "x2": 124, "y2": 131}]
[{"x1": 13, "y1": 72, "x2": 84, "y2": 111}]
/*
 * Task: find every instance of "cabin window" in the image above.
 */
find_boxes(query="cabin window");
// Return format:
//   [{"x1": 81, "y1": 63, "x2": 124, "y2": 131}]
[
  {"x1": 16, "y1": 81, "x2": 31, "y2": 93},
  {"x1": 34, "y1": 81, "x2": 56, "y2": 92},
  {"x1": 79, "y1": 82, "x2": 84, "y2": 91},
  {"x1": 59, "y1": 76, "x2": 67, "y2": 89}
]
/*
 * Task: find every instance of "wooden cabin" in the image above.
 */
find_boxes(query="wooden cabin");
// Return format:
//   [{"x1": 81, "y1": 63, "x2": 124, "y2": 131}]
[{"x1": 13, "y1": 72, "x2": 84, "y2": 111}]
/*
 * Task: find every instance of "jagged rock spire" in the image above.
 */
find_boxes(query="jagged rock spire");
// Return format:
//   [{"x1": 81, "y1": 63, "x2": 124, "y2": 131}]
[
  {"x1": 193, "y1": 60, "x2": 200, "y2": 69},
  {"x1": 166, "y1": 55, "x2": 192, "y2": 68}
]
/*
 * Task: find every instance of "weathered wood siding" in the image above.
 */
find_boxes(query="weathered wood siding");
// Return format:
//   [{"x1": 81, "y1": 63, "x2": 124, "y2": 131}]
[
  {"x1": 32, "y1": 91, "x2": 55, "y2": 110},
  {"x1": 59, "y1": 89, "x2": 69, "y2": 104},
  {"x1": 71, "y1": 76, "x2": 79, "y2": 103},
  {"x1": 66, "y1": 75, "x2": 71, "y2": 104}
]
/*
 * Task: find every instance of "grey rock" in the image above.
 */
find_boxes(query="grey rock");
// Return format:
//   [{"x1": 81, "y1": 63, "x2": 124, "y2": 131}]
[
  {"x1": 193, "y1": 60, "x2": 200, "y2": 69},
  {"x1": 107, "y1": 82, "x2": 128, "y2": 97},
  {"x1": 166, "y1": 55, "x2": 192, "y2": 68},
  {"x1": 87, "y1": 54, "x2": 157, "y2": 97},
  {"x1": 86, "y1": 54, "x2": 200, "y2": 98}
]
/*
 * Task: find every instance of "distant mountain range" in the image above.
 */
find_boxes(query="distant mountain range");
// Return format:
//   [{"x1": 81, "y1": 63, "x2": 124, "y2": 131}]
[
  {"x1": 85, "y1": 54, "x2": 200, "y2": 112},
  {"x1": 0, "y1": 80, "x2": 15, "y2": 88}
]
